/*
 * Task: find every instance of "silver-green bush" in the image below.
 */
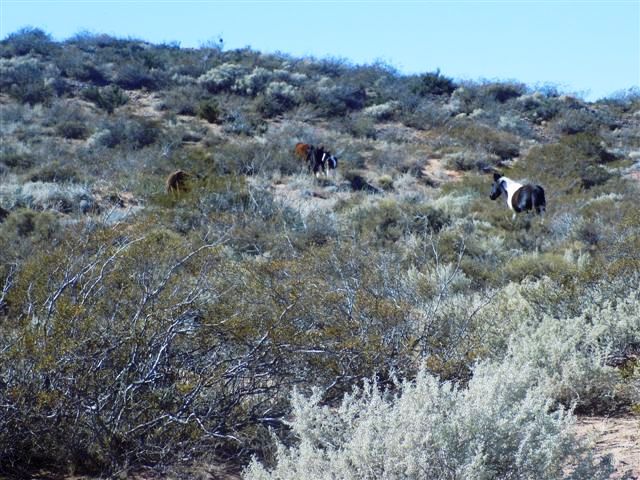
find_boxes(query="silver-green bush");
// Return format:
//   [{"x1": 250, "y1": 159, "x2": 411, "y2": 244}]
[{"x1": 245, "y1": 364, "x2": 611, "y2": 480}]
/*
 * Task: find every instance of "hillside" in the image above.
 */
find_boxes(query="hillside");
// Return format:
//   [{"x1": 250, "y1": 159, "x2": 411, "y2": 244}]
[{"x1": 1, "y1": 29, "x2": 639, "y2": 479}]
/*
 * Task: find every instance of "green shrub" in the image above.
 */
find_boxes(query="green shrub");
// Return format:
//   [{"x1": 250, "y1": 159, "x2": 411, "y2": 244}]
[
  {"x1": 411, "y1": 69, "x2": 456, "y2": 97},
  {"x1": 0, "y1": 27, "x2": 56, "y2": 57},
  {"x1": 518, "y1": 92, "x2": 561, "y2": 123},
  {"x1": 402, "y1": 99, "x2": 450, "y2": 129},
  {"x1": 28, "y1": 162, "x2": 82, "y2": 183},
  {"x1": 82, "y1": 85, "x2": 129, "y2": 113},
  {"x1": 503, "y1": 252, "x2": 577, "y2": 283},
  {"x1": 515, "y1": 133, "x2": 614, "y2": 192},
  {"x1": 350, "y1": 197, "x2": 449, "y2": 245},
  {"x1": 554, "y1": 108, "x2": 601, "y2": 135},
  {"x1": 62, "y1": 59, "x2": 109, "y2": 85},
  {"x1": 0, "y1": 208, "x2": 60, "y2": 245},
  {"x1": 55, "y1": 120, "x2": 90, "y2": 139},
  {"x1": 256, "y1": 81, "x2": 300, "y2": 117},
  {"x1": 0, "y1": 227, "x2": 274, "y2": 472},
  {"x1": 307, "y1": 84, "x2": 367, "y2": 117},
  {"x1": 377, "y1": 175, "x2": 394, "y2": 191},
  {"x1": 1, "y1": 57, "x2": 54, "y2": 105},
  {"x1": 114, "y1": 61, "x2": 161, "y2": 90},
  {"x1": 223, "y1": 107, "x2": 268, "y2": 136},
  {"x1": 1, "y1": 151, "x2": 35, "y2": 171},
  {"x1": 159, "y1": 85, "x2": 204, "y2": 115},
  {"x1": 197, "y1": 98, "x2": 222, "y2": 123},
  {"x1": 344, "y1": 113, "x2": 377, "y2": 139},
  {"x1": 449, "y1": 121, "x2": 520, "y2": 160},
  {"x1": 484, "y1": 82, "x2": 526, "y2": 103},
  {"x1": 96, "y1": 116, "x2": 160, "y2": 149}
]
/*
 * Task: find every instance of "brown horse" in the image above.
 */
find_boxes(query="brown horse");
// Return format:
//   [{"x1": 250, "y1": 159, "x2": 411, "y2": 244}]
[
  {"x1": 166, "y1": 170, "x2": 191, "y2": 194},
  {"x1": 294, "y1": 142, "x2": 312, "y2": 162}
]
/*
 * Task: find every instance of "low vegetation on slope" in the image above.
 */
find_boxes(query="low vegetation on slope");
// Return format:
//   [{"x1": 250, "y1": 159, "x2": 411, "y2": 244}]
[{"x1": 0, "y1": 28, "x2": 639, "y2": 478}]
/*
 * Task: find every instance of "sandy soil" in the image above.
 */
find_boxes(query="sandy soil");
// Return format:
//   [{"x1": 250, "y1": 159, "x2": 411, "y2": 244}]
[
  {"x1": 421, "y1": 157, "x2": 464, "y2": 185},
  {"x1": 574, "y1": 415, "x2": 640, "y2": 479}
]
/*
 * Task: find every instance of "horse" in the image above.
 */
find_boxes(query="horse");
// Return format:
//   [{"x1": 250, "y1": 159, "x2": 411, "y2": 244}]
[
  {"x1": 323, "y1": 149, "x2": 338, "y2": 174},
  {"x1": 295, "y1": 143, "x2": 338, "y2": 177},
  {"x1": 309, "y1": 145, "x2": 338, "y2": 177},
  {"x1": 166, "y1": 170, "x2": 191, "y2": 194},
  {"x1": 294, "y1": 142, "x2": 312, "y2": 162},
  {"x1": 490, "y1": 172, "x2": 546, "y2": 219}
]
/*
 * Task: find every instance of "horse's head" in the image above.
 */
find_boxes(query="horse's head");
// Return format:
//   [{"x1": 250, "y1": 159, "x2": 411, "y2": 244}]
[{"x1": 489, "y1": 172, "x2": 504, "y2": 200}]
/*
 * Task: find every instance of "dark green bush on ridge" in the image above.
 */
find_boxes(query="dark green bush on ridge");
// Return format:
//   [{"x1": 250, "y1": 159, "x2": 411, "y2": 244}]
[
  {"x1": 0, "y1": 27, "x2": 56, "y2": 57},
  {"x1": 411, "y1": 69, "x2": 457, "y2": 97}
]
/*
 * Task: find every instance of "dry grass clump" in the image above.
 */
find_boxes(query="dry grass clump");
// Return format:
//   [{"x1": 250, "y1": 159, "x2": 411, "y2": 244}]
[{"x1": 0, "y1": 180, "x2": 95, "y2": 213}]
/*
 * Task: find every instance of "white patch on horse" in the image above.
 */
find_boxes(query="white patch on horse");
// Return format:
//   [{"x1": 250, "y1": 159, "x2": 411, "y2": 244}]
[{"x1": 500, "y1": 176, "x2": 523, "y2": 211}]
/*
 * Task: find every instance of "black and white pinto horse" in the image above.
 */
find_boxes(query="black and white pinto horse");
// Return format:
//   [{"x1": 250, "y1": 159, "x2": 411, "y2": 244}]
[
  {"x1": 490, "y1": 173, "x2": 546, "y2": 219},
  {"x1": 307, "y1": 145, "x2": 338, "y2": 177}
]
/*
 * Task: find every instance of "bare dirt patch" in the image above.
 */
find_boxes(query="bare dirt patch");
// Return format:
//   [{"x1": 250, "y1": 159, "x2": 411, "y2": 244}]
[
  {"x1": 421, "y1": 157, "x2": 463, "y2": 185},
  {"x1": 574, "y1": 415, "x2": 640, "y2": 479}
]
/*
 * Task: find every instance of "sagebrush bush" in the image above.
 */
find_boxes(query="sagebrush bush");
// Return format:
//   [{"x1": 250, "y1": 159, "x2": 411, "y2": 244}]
[
  {"x1": 554, "y1": 107, "x2": 601, "y2": 135},
  {"x1": 448, "y1": 120, "x2": 520, "y2": 160},
  {"x1": 159, "y1": 85, "x2": 205, "y2": 115},
  {"x1": 0, "y1": 57, "x2": 54, "y2": 105},
  {"x1": 506, "y1": 279, "x2": 640, "y2": 407},
  {"x1": 198, "y1": 62, "x2": 247, "y2": 93},
  {"x1": 0, "y1": 208, "x2": 61, "y2": 248},
  {"x1": 517, "y1": 92, "x2": 561, "y2": 123},
  {"x1": 94, "y1": 116, "x2": 161, "y2": 149},
  {"x1": 345, "y1": 196, "x2": 450, "y2": 247},
  {"x1": 1, "y1": 150, "x2": 35, "y2": 171},
  {"x1": 245, "y1": 365, "x2": 611, "y2": 480},
  {"x1": 1, "y1": 181, "x2": 94, "y2": 213},
  {"x1": 57, "y1": 49, "x2": 110, "y2": 85},
  {"x1": 307, "y1": 82, "x2": 368, "y2": 116},
  {"x1": 82, "y1": 84, "x2": 129, "y2": 113},
  {"x1": 402, "y1": 98, "x2": 450, "y2": 129},
  {"x1": 114, "y1": 61, "x2": 163, "y2": 90}
]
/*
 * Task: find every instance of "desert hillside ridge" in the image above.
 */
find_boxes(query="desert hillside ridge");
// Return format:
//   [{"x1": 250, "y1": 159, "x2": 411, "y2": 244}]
[{"x1": 0, "y1": 29, "x2": 639, "y2": 479}]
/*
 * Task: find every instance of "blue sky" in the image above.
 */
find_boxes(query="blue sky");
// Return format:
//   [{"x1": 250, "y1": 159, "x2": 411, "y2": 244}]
[{"x1": 1, "y1": 1, "x2": 639, "y2": 101}]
